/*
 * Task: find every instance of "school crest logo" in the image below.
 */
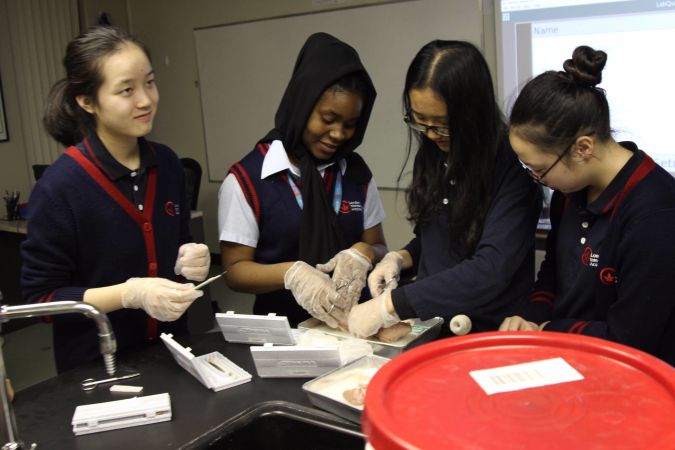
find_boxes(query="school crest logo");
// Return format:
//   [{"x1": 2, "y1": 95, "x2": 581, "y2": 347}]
[
  {"x1": 164, "y1": 201, "x2": 181, "y2": 217},
  {"x1": 599, "y1": 267, "x2": 617, "y2": 285},
  {"x1": 340, "y1": 200, "x2": 350, "y2": 214}
]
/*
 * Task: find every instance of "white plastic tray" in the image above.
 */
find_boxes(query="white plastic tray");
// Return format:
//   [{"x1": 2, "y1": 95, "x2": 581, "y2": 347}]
[{"x1": 298, "y1": 317, "x2": 444, "y2": 358}]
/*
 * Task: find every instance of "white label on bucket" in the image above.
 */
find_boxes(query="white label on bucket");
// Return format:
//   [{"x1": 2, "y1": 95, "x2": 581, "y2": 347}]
[{"x1": 469, "y1": 357, "x2": 584, "y2": 395}]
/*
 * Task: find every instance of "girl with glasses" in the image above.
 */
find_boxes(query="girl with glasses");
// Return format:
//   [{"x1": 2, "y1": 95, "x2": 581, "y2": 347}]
[
  {"x1": 218, "y1": 33, "x2": 386, "y2": 328},
  {"x1": 347, "y1": 40, "x2": 541, "y2": 338},
  {"x1": 499, "y1": 46, "x2": 675, "y2": 366}
]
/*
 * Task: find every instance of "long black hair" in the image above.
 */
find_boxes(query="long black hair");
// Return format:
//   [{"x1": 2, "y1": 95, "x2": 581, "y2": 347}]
[
  {"x1": 43, "y1": 26, "x2": 151, "y2": 147},
  {"x1": 510, "y1": 45, "x2": 610, "y2": 152},
  {"x1": 400, "y1": 40, "x2": 506, "y2": 256}
]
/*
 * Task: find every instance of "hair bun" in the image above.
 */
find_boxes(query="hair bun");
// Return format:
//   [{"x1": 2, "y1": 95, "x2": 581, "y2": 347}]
[{"x1": 562, "y1": 45, "x2": 607, "y2": 87}]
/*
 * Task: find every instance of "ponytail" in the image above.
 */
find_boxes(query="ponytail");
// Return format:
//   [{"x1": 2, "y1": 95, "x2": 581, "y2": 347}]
[{"x1": 43, "y1": 78, "x2": 91, "y2": 146}]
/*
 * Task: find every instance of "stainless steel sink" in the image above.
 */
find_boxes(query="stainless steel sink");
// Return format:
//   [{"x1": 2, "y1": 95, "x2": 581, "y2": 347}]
[{"x1": 181, "y1": 401, "x2": 366, "y2": 450}]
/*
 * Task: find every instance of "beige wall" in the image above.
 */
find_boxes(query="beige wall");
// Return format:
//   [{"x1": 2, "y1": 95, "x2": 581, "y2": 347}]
[
  {"x1": 78, "y1": 0, "x2": 129, "y2": 31},
  {"x1": 127, "y1": 0, "x2": 422, "y2": 252},
  {"x1": 0, "y1": 0, "x2": 495, "y2": 253},
  {"x1": 0, "y1": 0, "x2": 32, "y2": 201},
  {"x1": 127, "y1": 0, "x2": 495, "y2": 252}
]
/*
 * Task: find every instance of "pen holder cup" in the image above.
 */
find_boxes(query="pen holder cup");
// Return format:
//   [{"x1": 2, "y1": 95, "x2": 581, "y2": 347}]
[{"x1": 4, "y1": 201, "x2": 18, "y2": 221}]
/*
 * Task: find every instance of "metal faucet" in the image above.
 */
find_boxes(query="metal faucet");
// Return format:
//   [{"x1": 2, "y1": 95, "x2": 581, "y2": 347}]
[{"x1": 0, "y1": 301, "x2": 117, "y2": 449}]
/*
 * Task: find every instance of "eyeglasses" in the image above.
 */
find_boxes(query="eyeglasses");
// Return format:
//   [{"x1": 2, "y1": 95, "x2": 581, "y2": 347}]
[
  {"x1": 403, "y1": 115, "x2": 451, "y2": 137},
  {"x1": 519, "y1": 140, "x2": 575, "y2": 186},
  {"x1": 520, "y1": 133, "x2": 596, "y2": 184}
]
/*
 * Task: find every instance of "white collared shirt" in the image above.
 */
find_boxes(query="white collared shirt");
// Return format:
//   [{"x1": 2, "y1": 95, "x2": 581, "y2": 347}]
[{"x1": 218, "y1": 140, "x2": 385, "y2": 247}]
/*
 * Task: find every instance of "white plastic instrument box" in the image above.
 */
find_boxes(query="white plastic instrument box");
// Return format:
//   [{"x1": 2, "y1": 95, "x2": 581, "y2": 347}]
[
  {"x1": 250, "y1": 342, "x2": 341, "y2": 378},
  {"x1": 215, "y1": 311, "x2": 296, "y2": 345},
  {"x1": 72, "y1": 393, "x2": 171, "y2": 435},
  {"x1": 160, "y1": 332, "x2": 251, "y2": 391}
]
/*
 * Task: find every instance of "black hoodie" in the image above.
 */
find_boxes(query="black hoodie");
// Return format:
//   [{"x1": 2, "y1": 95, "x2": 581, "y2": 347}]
[{"x1": 261, "y1": 32, "x2": 377, "y2": 265}]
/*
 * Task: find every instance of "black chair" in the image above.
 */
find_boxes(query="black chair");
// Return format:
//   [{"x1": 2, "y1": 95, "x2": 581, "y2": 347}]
[
  {"x1": 180, "y1": 158, "x2": 202, "y2": 211},
  {"x1": 32, "y1": 164, "x2": 50, "y2": 181}
]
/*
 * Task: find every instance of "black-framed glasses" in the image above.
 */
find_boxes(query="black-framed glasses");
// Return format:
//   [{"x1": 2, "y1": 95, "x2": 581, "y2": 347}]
[
  {"x1": 521, "y1": 132, "x2": 596, "y2": 185},
  {"x1": 403, "y1": 115, "x2": 450, "y2": 137},
  {"x1": 519, "y1": 140, "x2": 575, "y2": 186}
]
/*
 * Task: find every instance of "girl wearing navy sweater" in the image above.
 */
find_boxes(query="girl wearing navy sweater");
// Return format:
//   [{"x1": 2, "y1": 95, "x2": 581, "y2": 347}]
[
  {"x1": 348, "y1": 41, "x2": 541, "y2": 338},
  {"x1": 499, "y1": 46, "x2": 675, "y2": 366},
  {"x1": 218, "y1": 33, "x2": 387, "y2": 328},
  {"x1": 21, "y1": 27, "x2": 210, "y2": 372}
]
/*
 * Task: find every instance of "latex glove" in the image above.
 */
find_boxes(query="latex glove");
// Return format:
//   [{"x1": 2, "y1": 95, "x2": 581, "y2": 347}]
[
  {"x1": 122, "y1": 277, "x2": 203, "y2": 322},
  {"x1": 498, "y1": 316, "x2": 540, "y2": 332},
  {"x1": 174, "y1": 243, "x2": 210, "y2": 281},
  {"x1": 316, "y1": 248, "x2": 372, "y2": 310},
  {"x1": 347, "y1": 290, "x2": 400, "y2": 338},
  {"x1": 367, "y1": 251, "x2": 404, "y2": 297},
  {"x1": 284, "y1": 261, "x2": 341, "y2": 329}
]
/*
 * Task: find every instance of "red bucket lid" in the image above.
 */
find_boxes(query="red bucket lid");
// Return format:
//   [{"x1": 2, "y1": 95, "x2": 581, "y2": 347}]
[{"x1": 363, "y1": 331, "x2": 675, "y2": 450}]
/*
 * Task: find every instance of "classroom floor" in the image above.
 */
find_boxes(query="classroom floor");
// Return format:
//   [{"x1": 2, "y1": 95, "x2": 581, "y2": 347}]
[{"x1": 3, "y1": 264, "x2": 254, "y2": 392}]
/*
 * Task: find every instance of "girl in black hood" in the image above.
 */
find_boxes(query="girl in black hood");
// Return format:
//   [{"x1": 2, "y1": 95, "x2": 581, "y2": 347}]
[{"x1": 218, "y1": 33, "x2": 387, "y2": 327}]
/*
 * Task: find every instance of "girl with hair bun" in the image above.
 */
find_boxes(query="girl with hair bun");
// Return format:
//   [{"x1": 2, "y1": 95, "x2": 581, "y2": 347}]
[
  {"x1": 499, "y1": 45, "x2": 675, "y2": 366},
  {"x1": 22, "y1": 26, "x2": 211, "y2": 373}
]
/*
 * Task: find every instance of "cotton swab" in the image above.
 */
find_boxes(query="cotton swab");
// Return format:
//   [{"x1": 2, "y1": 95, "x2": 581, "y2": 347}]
[{"x1": 193, "y1": 271, "x2": 227, "y2": 290}]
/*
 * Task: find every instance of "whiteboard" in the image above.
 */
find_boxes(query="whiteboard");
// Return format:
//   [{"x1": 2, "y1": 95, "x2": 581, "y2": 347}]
[{"x1": 194, "y1": 0, "x2": 483, "y2": 187}]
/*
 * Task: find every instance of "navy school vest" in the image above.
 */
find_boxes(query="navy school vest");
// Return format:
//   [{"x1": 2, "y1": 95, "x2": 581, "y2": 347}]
[{"x1": 228, "y1": 143, "x2": 369, "y2": 326}]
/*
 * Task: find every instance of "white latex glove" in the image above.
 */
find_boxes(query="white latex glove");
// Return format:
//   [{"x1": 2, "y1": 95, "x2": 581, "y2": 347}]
[
  {"x1": 121, "y1": 277, "x2": 203, "y2": 322},
  {"x1": 367, "y1": 251, "x2": 404, "y2": 297},
  {"x1": 174, "y1": 243, "x2": 210, "y2": 281},
  {"x1": 284, "y1": 261, "x2": 341, "y2": 329},
  {"x1": 347, "y1": 290, "x2": 400, "y2": 338},
  {"x1": 316, "y1": 248, "x2": 372, "y2": 310},
  {"x1": 498, "y1": 316, "x2": 543, "y2": 332}
]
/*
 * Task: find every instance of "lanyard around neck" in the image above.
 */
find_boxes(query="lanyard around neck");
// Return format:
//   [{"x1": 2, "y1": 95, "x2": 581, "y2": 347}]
[{"x1": 287, "y1": 168, "x2": 343, "y2": 214}]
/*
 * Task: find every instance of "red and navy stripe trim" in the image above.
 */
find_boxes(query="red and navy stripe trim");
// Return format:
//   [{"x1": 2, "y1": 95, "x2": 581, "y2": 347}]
[
  {"x1": 568, "y1": 320, "x2": 591, "y2": 334},
  {"x1": 323, "y1": 165, "x2": 335, "y2": 193},
  {"x1": 257, "y1": 142, "x2": 269, "y2": 157},
  {"x1": 227, "y1": 142, "x2": 270, "y2": 224},
  {"x1": 229, "y1": 163, "x2": 261, "y2": 223},
  {"x1": 65, "y1": 146, "x2": 159, "y2": 340},
  {"x1": 609, "y1": 154, "x2": 655, "y2": 220},
  {"x1": 36, "y1": 290, "x2": 58, "y2": 323},
  {"x1": 528, "y1": 290, "x2": 555, "y2": 306}
]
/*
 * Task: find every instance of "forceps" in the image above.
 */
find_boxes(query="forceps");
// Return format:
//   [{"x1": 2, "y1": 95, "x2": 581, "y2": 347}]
[
  {"x1": 335, "y1": 277, "x2": 356, "y2": 295},
  {"x1": 80, "y1": 372, "x2": 141, "y2": 391},
  {"x1": 327, "y1": 277, "x2": 357, "y2": 315}
]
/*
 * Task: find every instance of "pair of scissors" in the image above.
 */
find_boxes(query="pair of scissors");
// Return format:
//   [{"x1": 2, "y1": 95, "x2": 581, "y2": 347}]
[{"x1": 80, "y1": 372, "x2": 141, "y2": 391}]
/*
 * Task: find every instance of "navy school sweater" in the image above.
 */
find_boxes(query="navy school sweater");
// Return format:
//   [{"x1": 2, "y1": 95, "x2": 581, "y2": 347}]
[
  {"x1": 21, "y1": 137, "x2": 192, "y2": 372},
  {"x1": 522, "y1": 145, "x2": 675, "y2": 366},
  {"x1": 391, "y1": 138, "x2": 542, "y2": 332}
]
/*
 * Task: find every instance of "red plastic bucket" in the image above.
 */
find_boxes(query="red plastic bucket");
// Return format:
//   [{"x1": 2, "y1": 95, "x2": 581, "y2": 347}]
[{"x1": 363, "y1": 331, "x2": 675, "y2": 449}]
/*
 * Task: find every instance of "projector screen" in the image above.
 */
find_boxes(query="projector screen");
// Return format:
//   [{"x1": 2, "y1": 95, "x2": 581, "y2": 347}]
[{"x1": 495, "y1": 0, "x2": 675, "y2": 175}]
